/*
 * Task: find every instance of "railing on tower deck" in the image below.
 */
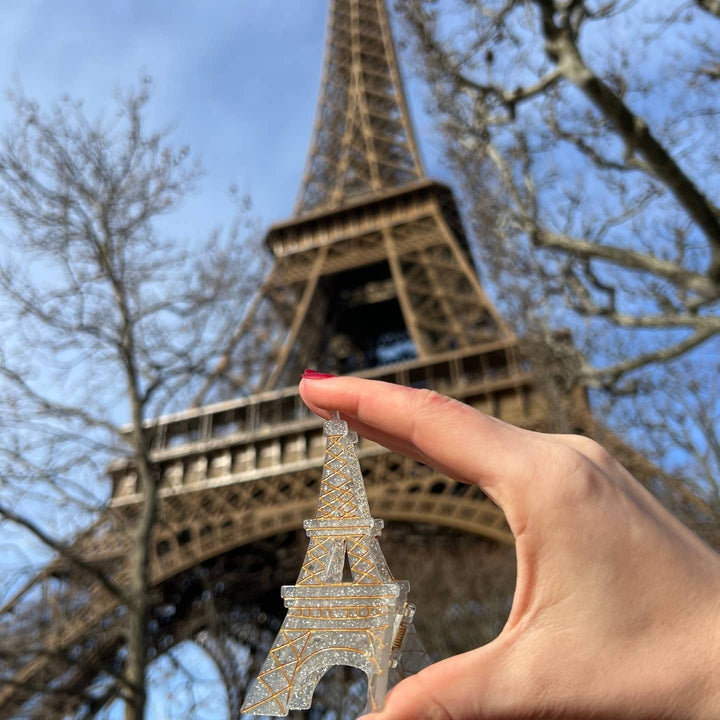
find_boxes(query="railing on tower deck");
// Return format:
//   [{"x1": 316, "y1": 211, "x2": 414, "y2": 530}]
[
  {"x1": 267, "y1": 179, "x2": 471, "y2": 260},
  {"x1": 109, "y1": 339, "x2": 539, "y2": 503}
]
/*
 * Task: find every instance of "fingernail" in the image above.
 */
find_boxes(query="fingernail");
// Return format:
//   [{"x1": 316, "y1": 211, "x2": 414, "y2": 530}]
[{"x1": 301, "y1": 369, "x2": 336, "y2": 380}]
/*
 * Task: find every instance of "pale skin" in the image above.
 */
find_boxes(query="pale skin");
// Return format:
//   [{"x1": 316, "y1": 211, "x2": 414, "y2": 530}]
[{"x1": 299, "y1": 376, "x2": 720, "y2": 720}]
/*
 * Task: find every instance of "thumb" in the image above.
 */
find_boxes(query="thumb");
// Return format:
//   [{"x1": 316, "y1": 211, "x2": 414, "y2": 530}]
[{"x1": 361, "y1": 646, "x2": 501, "y2": 720}]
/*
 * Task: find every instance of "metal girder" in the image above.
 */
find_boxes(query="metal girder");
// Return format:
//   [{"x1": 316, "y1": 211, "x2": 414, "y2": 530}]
[{"x1": 295, "y1": 0, "x2": 423, "y2": 215}]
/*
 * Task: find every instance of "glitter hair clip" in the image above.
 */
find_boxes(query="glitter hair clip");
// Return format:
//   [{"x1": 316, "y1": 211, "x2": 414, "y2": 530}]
[{"x1": 242, "y1": 412, "x2": 429, "y2": 715}]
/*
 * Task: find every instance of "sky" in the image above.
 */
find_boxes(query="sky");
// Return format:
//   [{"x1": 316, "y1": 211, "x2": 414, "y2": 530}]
[{"x1": 0, "y1": 0, "x2": 446, "y2": 248}]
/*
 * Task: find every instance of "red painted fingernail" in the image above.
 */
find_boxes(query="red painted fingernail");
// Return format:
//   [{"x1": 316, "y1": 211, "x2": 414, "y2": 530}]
[{"x1": 301, "y1": 369, "x2": 336, "y2": 380}]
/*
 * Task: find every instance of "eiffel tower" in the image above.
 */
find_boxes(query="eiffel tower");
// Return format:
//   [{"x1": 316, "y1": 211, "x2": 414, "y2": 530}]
[{"x1": 0, "y1": 1, "x2": 549, "y2": 718}]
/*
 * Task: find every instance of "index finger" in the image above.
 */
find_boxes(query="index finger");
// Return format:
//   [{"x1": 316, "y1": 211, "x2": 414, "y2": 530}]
[{"x1": 299, "y1": 375, "x2": 546, "y2": 517}]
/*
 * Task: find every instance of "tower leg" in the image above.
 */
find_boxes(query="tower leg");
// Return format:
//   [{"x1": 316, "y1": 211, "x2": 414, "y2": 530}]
[{"x1": 365, "y1": 668, "x2": 390, "y2": 715}]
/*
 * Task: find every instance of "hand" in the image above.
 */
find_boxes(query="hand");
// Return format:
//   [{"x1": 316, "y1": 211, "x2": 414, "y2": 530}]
[{"x1": 300, "y1": 376, "x2": 720, "y2": 720}]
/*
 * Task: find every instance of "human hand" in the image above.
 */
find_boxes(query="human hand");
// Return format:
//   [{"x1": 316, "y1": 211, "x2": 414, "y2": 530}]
[{"x1": 299, "y1": 375, "x2": 720, "y2": 719}]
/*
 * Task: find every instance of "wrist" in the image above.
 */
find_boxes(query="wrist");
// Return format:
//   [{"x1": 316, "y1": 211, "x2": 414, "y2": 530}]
[
  {"x1": 628, "y1": 554, "x2": 720, "y2": 719},
  {"x1": 680, "y1": 561, "x2": 720, "y2": 719},
  {"x1": 695, "y1": 613, "x2": 720, "y2": 719}
]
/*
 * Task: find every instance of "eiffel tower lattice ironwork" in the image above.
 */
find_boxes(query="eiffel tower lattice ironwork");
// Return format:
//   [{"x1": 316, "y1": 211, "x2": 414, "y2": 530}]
[
  {"x1": 0, "y1": 2, "x2": 550, "y2": 718},
  {"x1": 295, "y1": 0, "x2": 424, "y2": 213}
]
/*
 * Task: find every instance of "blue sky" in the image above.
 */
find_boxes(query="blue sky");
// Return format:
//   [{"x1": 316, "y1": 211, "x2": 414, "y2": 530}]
[{"x1": 0, "y1": 0, "x2": 445, "y2": 245}]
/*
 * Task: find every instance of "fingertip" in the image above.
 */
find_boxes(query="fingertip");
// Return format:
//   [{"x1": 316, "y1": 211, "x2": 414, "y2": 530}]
[
  {"x1": 299, "y1": 374, "x2": 360, "y2": 418},
  {"x1": 298, "y1": 377, "x2": 333, "y2": 419}
]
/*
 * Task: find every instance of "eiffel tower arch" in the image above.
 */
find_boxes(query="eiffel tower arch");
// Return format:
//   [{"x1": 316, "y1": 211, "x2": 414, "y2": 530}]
[{"x1": 0, "y1": 1, "x2": 553, "y2": 717}]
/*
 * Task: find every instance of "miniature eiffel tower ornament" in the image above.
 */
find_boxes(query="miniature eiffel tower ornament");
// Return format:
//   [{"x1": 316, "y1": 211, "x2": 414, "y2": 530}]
[{"x1": 242, "y1": 412, "x2": 429, "y2": 716}]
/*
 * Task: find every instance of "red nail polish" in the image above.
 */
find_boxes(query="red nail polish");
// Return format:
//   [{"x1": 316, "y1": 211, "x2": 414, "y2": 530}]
[{"x1": 302, "y1": 369, "x2": 336, "y2": 380}]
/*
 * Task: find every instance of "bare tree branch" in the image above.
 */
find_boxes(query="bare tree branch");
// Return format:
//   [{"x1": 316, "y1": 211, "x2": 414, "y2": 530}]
[
  {"x1": 0, "y1": 504, "x2": 126, "y2": 603},
  {"x1": 532, "y1": 228, "x2": 718, "y2": 299},
  {"x1": 583, "y1": 328, "x2": 716, "y2": 387},
  {"x1": 534, "y1": 0, "x2": 720, "y2": 278},
  {"x1": 461, "y1": 68, "x2": 563, "y2": 118}
]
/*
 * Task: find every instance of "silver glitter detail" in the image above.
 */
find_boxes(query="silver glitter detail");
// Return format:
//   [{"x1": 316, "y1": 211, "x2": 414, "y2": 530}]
[{"x1": 242, "y1": 412, "x2": 429, "y2": 715}]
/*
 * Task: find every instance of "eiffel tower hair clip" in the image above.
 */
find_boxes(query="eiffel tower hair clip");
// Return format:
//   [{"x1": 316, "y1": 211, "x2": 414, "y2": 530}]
[{"x1": 242, "y1": 412, "x2": 429, "y2": 716}]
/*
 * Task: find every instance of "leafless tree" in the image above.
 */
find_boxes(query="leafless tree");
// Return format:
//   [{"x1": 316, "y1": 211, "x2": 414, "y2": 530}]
[
  {"x1": 603, "y1": 353, "x2": 720, "y2": 547},
  {"x1": 0, "y1": 78, "x2": 266, "y2": 719},
  {"x1": 397, "y1": 0, "x2": 719, "y2": 389}
]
